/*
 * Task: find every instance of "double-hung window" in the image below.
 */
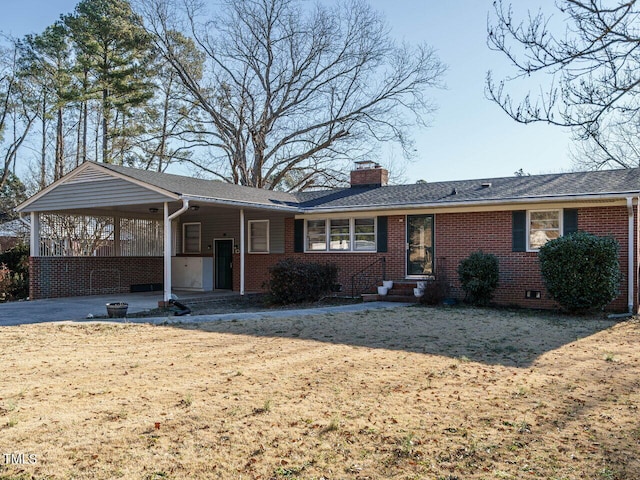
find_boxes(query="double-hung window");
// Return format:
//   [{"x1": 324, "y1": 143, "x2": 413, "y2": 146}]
[
  {"x1": 354, "y1": 218, "x2": 375, "y2": 251},
  {"x1": 248, "y1": 220, "x2": 269, "y2": 253},
  {"x1": 307, "y1": 219, "x2": 327, "y2": 251},
  {"x1": 182, "y1": 222, "x2": 201, "y2": 254},
  {"x1": 513, "y1": 209, "x2": 577, "y2": 252},
  {"x1": 528, "y1": 210, "x2": 561, "y2": 251},
  {"x1": 329, "y1": 219, "x2": 350, "y2": 250}
]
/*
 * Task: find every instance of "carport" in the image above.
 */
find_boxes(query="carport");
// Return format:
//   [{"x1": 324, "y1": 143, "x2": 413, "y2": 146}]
[{"x1": 16, "y1": 162, "x2": 299, "y2": 302}]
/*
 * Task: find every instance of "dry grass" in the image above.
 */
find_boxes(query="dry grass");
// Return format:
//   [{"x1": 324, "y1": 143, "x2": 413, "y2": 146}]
[{"x1": 0, "y1": 305, "x2": 639, "y2": 479}]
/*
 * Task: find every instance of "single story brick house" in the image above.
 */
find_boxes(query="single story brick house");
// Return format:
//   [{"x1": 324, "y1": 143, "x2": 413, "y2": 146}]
[{"x1": 16, "y1": 160, "x2": 640, "y2": 312}]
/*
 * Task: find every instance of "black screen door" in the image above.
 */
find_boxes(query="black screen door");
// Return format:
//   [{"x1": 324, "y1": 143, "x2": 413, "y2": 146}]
[{"x1": 215, "y1": 239, "x2": 233, "y2": 290}]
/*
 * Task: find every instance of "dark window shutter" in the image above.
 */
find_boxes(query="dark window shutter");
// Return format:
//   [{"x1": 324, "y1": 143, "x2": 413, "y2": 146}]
[
  {"x1": 294, "y1": 219, "x2": 304, "y2": 252},
  {"x1": 563, "y1": 209, "x2": 578, "y2": 235},
  {"x1": 377, "y1": 216, "x2": 388, "y2": 253},
  {"x1": 512, "y1": 210, "x2": 526, "y2": 252}
]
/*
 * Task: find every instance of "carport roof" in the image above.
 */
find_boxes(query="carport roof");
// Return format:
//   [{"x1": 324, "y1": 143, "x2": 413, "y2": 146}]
[{"x1": 98, "y1": 163, "x2": 301, "y2": 209}]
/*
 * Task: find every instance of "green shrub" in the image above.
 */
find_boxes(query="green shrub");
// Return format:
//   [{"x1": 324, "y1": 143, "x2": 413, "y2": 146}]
[
  {"x1": 419, "y1": 279, "x2": 447, "y2": 306},
  {"x1": 539, "y1": 231, "x2": 620, "y2": 312},
  {"x1": 0, "y1": 243, "x2": 29, "y2": 301},
  {"x1": 267, "y1": 259, "x2": 338, "y2": 304},
  {"x1": 457, "y1": 251, "x2": 499, "y2": 306}
]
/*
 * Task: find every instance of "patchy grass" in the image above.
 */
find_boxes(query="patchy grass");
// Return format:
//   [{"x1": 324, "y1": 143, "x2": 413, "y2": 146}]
[{"x1": 0, "y1": 306, "x2": 639, "y2": 479}]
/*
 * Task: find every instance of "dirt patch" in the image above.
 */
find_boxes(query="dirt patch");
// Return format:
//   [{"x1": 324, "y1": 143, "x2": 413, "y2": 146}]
[{"x1": 0, "y1": 305, "x2": 639, "y2": 479}]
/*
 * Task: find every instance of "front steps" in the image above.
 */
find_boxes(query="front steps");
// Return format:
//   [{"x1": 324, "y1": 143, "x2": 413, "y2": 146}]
[{"x1": 362, "y1": 280, "x2": 423, "y2": 303}]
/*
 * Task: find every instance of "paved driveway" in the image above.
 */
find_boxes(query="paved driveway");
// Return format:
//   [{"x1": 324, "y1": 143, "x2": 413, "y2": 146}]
[
  {"x1": 0, "y1": 293, "x2": 412, "y2": 327},
  {"x1": 0, "y1": 292, "x2": 162, "y2": 326}
]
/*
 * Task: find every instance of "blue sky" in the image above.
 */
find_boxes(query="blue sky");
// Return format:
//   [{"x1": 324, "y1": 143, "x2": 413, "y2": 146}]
[{"x1": 1, "y1": 0, "x2": 575, "y2": 183}]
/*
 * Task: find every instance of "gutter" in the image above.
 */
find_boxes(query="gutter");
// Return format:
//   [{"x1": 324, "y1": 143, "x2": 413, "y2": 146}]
[
  {"x1": 299, "y1": 192, "x2": 637, "y2": 214},
  {"x1": 18, "y1": 212, "x2": 30, "y2": 228},
  {"x1": 163, "y1": 198, "x2": 191, "y2": 303}
]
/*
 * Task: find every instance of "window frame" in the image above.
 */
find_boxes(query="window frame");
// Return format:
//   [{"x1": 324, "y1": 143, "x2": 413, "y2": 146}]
[
  {"x1": 182, "y1": 222, "x2": 201, "y2": 254},
  {"x1": 304, "y1": 217, "x2": 377, "y2": 253},
  {"x1": 527, "y1": 209, "x2": 562, "y2": 252},
  {"x1": 248, "y1": 219, "x2": 270, "y2": 254}
]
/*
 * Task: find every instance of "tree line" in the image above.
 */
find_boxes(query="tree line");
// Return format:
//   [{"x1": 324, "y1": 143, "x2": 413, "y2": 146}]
[{"x1": 0, "y1": 0, "x2": 446, "y2": 220}]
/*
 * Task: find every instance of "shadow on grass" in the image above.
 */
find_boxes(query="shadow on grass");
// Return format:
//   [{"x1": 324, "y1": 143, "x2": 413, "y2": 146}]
[{"x1": 173, "y1": 304, "x2": 622, "y2": 368}]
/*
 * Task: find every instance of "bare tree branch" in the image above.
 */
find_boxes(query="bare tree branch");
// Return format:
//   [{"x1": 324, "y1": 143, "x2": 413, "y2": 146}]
[
  {"x1": 137, "y1": 0, "x2": 445, "y2": 190},
  {"x1": 487, "y1": 0, "x2": 640, "y2": 170}
]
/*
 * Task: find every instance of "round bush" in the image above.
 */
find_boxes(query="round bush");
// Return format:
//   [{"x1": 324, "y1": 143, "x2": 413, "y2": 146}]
[
  {"x1": 539, "y1": 231, "x2": 620, "y2": 312},
  {"x1": 457, "y1": 251, "x2": 499, "y2": 306},
  {"x1": 267, "y1": 259, "x2": 338, "y2": 304}
]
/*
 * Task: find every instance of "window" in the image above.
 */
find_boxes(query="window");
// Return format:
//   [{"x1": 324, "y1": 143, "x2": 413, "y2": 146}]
[
  {"x1": 305, "y1": 217, "x2": 376, "y2": 252},
  {"x1": 248, "y1": 220, "x2": 269, "y2": 253},
  {"x1": 329, "y1": 219, "x2": 350, "y2": 250},
  {"x1": 354, "y1": 218, "x2": 376, "y2": 251},
  {"x1": 182, "y1": 222, "x2": 201, "y2": 254},
  {"x1": 528, "y1": 210, "x2": 561, "y2": 251},
  {"x1": 307, "y1": 219, "x2": 326, "y2": 251}
]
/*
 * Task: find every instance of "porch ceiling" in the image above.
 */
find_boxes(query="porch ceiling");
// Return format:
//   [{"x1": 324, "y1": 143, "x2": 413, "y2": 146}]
[{"x1": 31, "y1": 200, "x2": 292, "y2": 219}]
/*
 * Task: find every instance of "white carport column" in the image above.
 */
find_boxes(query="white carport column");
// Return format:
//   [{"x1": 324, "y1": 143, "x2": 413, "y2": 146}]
[
  {"x1": 163, "y1": 202, "x2": 172, "y2": 303},
  {"x1": 30, "y1": 212, "x2": 40, "y2": 257},
  {"x1": 240, "y1": 208, "x2": 245, "y2": 296}
]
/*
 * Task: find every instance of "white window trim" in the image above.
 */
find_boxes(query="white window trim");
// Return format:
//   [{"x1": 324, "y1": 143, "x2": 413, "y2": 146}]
[
  {"x1": 182, "y1": 222, "x2": 201, "y2": 254},
  {"x1": 526, "y1": 209, "x2": 563, "y2": 252},
  {"x1": 248, "y1": 219, "x2": 270, "y2": 254},
  {"x1": 304, "y1": 217, "x2": 377, "y2": 253}
]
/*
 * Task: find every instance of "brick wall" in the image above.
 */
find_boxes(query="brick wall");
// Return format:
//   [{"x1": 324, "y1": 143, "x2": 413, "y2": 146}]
[
  {"x1": 435, "y1": 206, "x2": 634, "y2": 312},
  {"x1": 30, "y1": 256, "x2": 163, "y2": 299},
  {"x1": 30, "y1": 204, "x2": 637, "y2": 312},
  {"x1": 236, "y1": 215, "x2": 406, "y2": 294},
  {"x1": 237, "y1": 207, "x2": 635, "y2": 312}
]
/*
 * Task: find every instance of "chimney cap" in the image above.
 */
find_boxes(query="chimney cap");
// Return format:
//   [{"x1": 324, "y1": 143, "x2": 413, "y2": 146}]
[{"x1": 354, "y1": 160, "x2": 379, "y2": 170}]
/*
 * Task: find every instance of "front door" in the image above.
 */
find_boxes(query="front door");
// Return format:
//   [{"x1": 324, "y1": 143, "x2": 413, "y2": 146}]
[
  {"x1": 214, "y1": 239, "x2": 233, "y2": 290},
  {"x1": 407, "y1": 214, "x2": 434, "y2": 277}
]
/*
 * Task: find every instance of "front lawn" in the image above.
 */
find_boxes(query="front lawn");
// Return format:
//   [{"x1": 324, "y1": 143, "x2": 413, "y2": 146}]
[{"x1": 0, "y1": 306, "x2": 638, "y2": 479}]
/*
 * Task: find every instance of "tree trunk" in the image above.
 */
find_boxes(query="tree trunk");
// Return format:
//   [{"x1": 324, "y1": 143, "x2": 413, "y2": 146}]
[
  {"x1": 55, "y1": 107, "x2": 64, "y2": 180},
  {"x1": 40, "y1": 96, "x2": 47, "y2": 189}
]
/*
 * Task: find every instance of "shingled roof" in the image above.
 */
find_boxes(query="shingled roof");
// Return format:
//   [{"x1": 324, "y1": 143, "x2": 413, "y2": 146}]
[
  {"x1": 296, "y1": 167, "x2": 640, "y2": 211},
  {"x1": 99, "y1": 163, "x2": 300, "y2": 210},
  {"x1": 33, "y1": 162, "x2": 640, "y2": 213}
]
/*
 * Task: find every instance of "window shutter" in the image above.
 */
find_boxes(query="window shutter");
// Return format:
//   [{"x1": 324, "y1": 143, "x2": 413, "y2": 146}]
[
  {"x1": 512, "y1": 210, "x2": 526, "y2": 252},
  {"x1": 377, "y1": 216, "x2": 388, "y2": 253},
  {"x1": 294, "y1": 219, "x2": 304, "y2": 252},
  {"x1": 563, "y1": 209, "x2": 578, "y2": 235}
]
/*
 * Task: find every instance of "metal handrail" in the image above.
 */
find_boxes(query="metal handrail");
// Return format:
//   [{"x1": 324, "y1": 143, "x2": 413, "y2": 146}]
[{"x1": 350, "y1": 257, "x2": 386, "y2": 297}]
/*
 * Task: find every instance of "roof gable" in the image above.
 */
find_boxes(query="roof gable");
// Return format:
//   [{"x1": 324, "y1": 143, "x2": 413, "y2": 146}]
[{"x1": 17, "y1": 163, "x2": 179, "y2": 212}]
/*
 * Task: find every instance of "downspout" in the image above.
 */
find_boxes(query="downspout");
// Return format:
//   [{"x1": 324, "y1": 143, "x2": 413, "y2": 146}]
[
  {"x1": 627, "y1": 197, "x2": 634, "y2": 314},
  {"x1": 163, "y1": 199, "x2": 190, "y2": 303},
  {"x1": 240, "y1": 208, "x2": 245, "y2": 296}
]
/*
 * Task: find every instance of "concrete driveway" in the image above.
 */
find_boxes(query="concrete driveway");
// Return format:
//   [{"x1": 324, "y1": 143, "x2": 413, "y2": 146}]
[
  {"x1": 0, "y1": 292, "x2": 163, "y2": 326},
  {"x1": 0, "y1": 292, "x2": 412, "y2": 327}
]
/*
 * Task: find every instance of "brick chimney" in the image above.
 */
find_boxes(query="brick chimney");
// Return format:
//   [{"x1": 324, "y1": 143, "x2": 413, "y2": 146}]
[{"x1": 350, "y1": 161, "x2": 389, "y2": 188}]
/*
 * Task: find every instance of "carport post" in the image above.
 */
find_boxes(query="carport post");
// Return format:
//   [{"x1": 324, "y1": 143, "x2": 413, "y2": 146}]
[
  {"x1": 163, "y1": 203, "x2": 171, "y2": 303},
  {"x1": 30, "y1": 212, "x2": 40, "y2": 257}
]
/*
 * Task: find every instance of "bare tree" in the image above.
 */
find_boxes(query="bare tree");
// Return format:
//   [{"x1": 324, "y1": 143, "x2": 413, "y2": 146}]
[
  {"x1": 487, "y1": 0, "x2": 640, "y2": 170},
  {"x1": 0, "y1": 42, "x2": 37, "y2": 191},
  {"x1": 138, "y1": 0, "x2": 445, "y2": 190}
]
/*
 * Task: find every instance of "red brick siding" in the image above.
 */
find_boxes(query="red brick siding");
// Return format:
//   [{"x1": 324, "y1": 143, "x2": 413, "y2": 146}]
[
  {"x1": 235, "y1": 215, "x2": 406, "y2": 294},
  {"x1": 29, "y1": 256, "x2": 163, "y2": 299},
  {"x1": 436, "y1": 206, "x2": 633, "y2": 312},
  {"x1": 236, "y1": 207, "x2": 635, "y2": 312}
]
